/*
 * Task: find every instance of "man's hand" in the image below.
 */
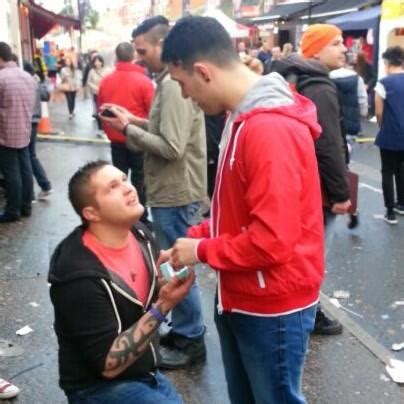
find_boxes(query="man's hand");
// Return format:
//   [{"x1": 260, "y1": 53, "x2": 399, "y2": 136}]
[
  {"x1": 331, "y1": 200, "x2": 351, "y2": 215},
  {"x1": 171, "y1": 238, "x2": 201, "y2": 268},
  {"x1": 99, "y1": 104, "x2": 148, "y2": 129},
  {"x1": 156, "y1": 269, "x2": 196, "y2": 314},
  {"x1": 99, "y1": 104, "x2": 130, "y2": 132},
  {"x1": 156, "y1": 249, "x2": 172, "y2": 269}
]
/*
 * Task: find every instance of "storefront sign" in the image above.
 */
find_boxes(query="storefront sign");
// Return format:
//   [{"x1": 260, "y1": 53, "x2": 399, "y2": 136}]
[{"x1": 381, "y1": 0, "x2": 404, "y2": 20}]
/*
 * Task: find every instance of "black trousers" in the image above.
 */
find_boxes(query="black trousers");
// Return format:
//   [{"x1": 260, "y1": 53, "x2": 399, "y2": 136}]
[
  {"x1": 64, "y1": 91, "x2": 77, "y2": 114},
  {"x1": 0, "y1": 145, "x2": 33, "y2": 217},
  {"x1": 93, "y1": 95, "x2": 102, "y2": 130},
  {"x1": 110, "y1": 143, "x2": 149, "y2": 223},
  {"x1": 380, "y1": 148, "x2": 404, "y2": 208}
]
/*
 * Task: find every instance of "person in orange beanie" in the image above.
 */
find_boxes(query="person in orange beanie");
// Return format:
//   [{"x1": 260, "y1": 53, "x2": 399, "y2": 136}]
[
  {"x1": 300, "y1": 24, "x2": 343, "y2": 59},
  {"x1": 271, "y1": 24, "x2": 351, "y2": 336}
]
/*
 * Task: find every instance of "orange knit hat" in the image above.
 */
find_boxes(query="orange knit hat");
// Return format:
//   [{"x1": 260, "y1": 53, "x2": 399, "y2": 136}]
[{"x1": 301, "y1": 24, "x2": 342, "y2": 59}]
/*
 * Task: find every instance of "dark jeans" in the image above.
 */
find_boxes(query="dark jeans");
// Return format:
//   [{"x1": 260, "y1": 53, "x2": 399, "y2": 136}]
[
  {"x1": 215, "y1": 304, "x2": 316, "y2": 404},
  {"x1": 66, "y1": 371, "x2": 183, "y2": 404},
  {"x1": 110, "y1": 143, "x2": 148, "y2": 223},
  {"x1": 29, "y1": 123, "x2": 51, "y2": 192},
  {"x1": 0, "y1": 145, "x2": 33, "y2": 217},
  {"x1": 64, "y1": 91, "x2": 77, "y2": 114},
  {"x1": 379, "y1": 148, "x2": 404, "y2": 208},
  {"x1": 207, "y1": 161, "x2": 218, "y2": 199},
  {"x1": 93, "y1": 94, "x2": 102, "y2": 130}
]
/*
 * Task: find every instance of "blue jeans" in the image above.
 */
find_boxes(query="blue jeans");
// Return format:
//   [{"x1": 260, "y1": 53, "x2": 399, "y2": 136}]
[
  {"x1": 67, "y1": 371, "x2": 183, "y2": 404},
  {"x1": 214, "y1": 304, "x2": 316, "y2": 404},
  {"x1": 29, "y1": 123, "x2": 51, "y2": 192},
  {"x1": 0, "y1": 144, "x2": 33, "y2": 217},
  {"x1": 151, "y1": 203, "x2": 205, "y2": 339}
]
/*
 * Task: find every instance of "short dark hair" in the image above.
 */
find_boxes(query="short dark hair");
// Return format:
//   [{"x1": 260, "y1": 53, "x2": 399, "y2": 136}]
[
  {"x1": 115, "y1": 42, "x2": 134, "y2": 62},
  {"x1": 382, "y1": 46, "x2": 404, "y2": 67},
  {"x1": 92, "y1": 54, "x2": 104, "y2": 67},
  {"x1": 132, "y1": 15, "x2": 170, "y2": 44},
  {"x1": 0, "y1": 42, "x2": 12, "y2": 62},
  {"x1": 161, "y1": 16, "x2": 239, "y2": 70},
  {"x1": 23, "y1": 61, "x2": 35, "y2": 75},
  {"x1": 68, "y1": 160, "x2": 109, "y2": 225}
]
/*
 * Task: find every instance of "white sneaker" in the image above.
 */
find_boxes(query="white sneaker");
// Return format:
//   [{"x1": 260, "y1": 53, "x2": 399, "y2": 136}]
[
  {"x1": 0, "y1": 378, "x2": 20, "y2": 399},
  {"x1": 37, "y1": 189, "x2": 53, "y2": 200},
  {"x1": 369, "y1": 116, "x2": 377, "y2": 123}
]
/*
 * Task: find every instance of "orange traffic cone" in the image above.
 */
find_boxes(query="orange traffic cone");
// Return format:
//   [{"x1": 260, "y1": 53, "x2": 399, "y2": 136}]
[{"x1": 37, "y1": 101, "x2": 57, "y2": 134}]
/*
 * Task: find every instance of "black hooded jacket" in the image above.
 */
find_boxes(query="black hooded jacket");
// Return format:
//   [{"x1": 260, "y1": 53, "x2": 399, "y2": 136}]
[
  {"x1": 271, "y1": 54, "x2": 349, "y2": 204},
  {"x1": 48, "y1": 223, "x2": 160, "y2": 393}
]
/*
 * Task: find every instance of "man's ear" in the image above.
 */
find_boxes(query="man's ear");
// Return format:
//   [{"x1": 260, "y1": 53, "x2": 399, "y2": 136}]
[
  {"x1": 193, "y1": 62, "x2": 212, "y2": 83},
  {"x1": 82, "y1": 206, "x2": 100, "y2": 224}
]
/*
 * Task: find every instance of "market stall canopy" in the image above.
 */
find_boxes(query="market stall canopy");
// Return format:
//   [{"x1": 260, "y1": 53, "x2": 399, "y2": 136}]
[
  {"x1": 299, "y1": 0, "x2": 379, "y2": 20},
  {"x1": 203, "y1": 8, "x2": 250, "y2": 38},
  {"x1": 251, "y1": 2, "x2": 314, "y2": 23},
  {"x1": 28, "y1": 0, "x2": 80, "y2": 39},
  {"x1": 326, "y1": 5, "x2": 381, "y2": 31}
]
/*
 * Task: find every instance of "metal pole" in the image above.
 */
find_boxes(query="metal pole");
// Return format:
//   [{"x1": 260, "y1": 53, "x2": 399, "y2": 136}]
[
  {"x1": 77, "y1": 0, "x2": 82, "y2": 52},
  {"x1": 308, "y1": 0, "x2": 312, "y2": 25}
]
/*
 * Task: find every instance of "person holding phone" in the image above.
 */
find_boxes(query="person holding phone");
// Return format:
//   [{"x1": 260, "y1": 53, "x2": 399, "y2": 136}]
[{"x1": 100, "y1": 17, "x2": 207, "y2": 370}]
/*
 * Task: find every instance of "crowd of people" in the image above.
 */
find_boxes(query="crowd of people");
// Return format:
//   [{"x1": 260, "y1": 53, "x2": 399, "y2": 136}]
[{"x1": 0, "y1": 14, "x2": 404, "y2": 404}]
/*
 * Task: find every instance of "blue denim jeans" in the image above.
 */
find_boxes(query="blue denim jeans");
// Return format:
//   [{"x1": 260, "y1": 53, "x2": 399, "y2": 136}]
[
  {"x1": 67, "y1": 371, "x2": 183, "y2": 404},
  {"x1": 151, "y1": 203, "x2": 205, "y2": 339},
  {"x1": 214, "y1": 304, "x2": 316, "y2": 404},
  {"x1": 29, "y1": 123, "x2": 51, "y2": 192}
]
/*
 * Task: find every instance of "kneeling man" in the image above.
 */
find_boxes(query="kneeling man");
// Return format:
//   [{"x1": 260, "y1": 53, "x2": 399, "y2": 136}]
[{"x1": 49, "y1": 160, "x2": 190, "y2": 403}]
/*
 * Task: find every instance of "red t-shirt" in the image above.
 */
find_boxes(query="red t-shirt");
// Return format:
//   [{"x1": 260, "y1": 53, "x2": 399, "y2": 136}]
[{"x1": 83, "y1": 230, "x2": 150, "y2": 305}]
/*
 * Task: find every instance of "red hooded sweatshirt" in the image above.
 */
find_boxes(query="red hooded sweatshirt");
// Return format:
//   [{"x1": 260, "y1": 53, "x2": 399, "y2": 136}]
[
  {"x1": 97, "y1": 62, "x2": 154, "y2": 144},
  {"x1": 189, "y1": 73, "x2": 324, "y2": 316}
]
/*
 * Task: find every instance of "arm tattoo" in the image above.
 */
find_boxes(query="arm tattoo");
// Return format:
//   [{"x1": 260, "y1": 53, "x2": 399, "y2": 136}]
[{"x1": 103, "y1": 305, "x2": 161, "y2": 376}]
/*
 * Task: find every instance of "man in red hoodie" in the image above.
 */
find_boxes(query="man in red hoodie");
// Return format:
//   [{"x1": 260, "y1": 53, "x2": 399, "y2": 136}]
[
  {"x1": 98, "y1": 42, "x2": 154, "y2": 225},
  {"x1": 161, "y1": 17, "x2": 324, "y2": 403}
]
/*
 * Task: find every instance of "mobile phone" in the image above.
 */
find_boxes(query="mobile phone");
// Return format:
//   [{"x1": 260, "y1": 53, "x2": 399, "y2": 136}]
[
  {"x1": 160, "y1": 262, "x2": 190, "y2": 281},
  {"x1": 100, "y1": 108, "x2": 116, "y2": 118}
]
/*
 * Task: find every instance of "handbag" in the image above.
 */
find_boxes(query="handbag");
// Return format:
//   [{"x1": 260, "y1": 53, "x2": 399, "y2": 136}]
[{"x1": 57, "y1": 82, "x2": 70, "y2": 92}]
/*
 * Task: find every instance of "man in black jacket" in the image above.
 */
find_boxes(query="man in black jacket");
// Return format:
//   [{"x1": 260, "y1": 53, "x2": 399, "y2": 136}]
[
  {"x1": 271, "y1": 24, "x2": 351, "y2": 335},
  {"x1": 48, "y1": 161, "x2": 191, "y2": 403}
]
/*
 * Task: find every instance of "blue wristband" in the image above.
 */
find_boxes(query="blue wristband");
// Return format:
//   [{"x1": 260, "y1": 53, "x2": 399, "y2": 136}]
[{"x1": 148, "y1": 306, "x2": 169, "y2": 323}]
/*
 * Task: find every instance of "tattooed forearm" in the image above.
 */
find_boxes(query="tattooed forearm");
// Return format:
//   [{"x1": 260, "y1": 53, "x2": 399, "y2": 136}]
[{"x1": 102, "y1": 306, "x2": 162, "y2": 378}]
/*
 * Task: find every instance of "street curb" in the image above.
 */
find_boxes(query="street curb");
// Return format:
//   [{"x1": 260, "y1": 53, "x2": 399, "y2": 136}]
[
  {"x1": 320, "y1": 291, "x2": 394, "y2": 368},
  {"x1": 38, "y1": 133, "x2": 109, "y2": 145}
]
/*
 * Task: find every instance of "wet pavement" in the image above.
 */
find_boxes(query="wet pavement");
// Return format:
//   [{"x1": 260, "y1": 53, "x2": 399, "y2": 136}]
[{"x1": 1, "y1": 98, "x2": 404, "y2": 403}]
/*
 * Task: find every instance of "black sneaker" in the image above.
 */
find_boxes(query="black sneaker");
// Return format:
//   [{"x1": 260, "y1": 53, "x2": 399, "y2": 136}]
[
  {"x1": 0, "y1": 212, "x2": 20, "y2": 223},
  {"x1": 384, "y1": 208, "x2": 398, "y2": 224},
  {"x1": 394, "y1": 204, "x2": 404, "y2": 215},
  {"x1": 312, "y1": 309, "x2": 343, "y2": 336},
  {"x1": 159, "y1": 335, "x2": 207, "y2": 370},
  {"x1": 347, "y1": 213, "x2": 359, "y2": 229},
  {"x1": 159, "y1": 330, "x2": 177, "y2": 348}
]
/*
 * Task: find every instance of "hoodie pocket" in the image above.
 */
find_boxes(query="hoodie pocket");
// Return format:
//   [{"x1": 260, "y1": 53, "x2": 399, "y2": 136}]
[{"x1": 223, "y1": 271, "x2": 270, "y2": 297}]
